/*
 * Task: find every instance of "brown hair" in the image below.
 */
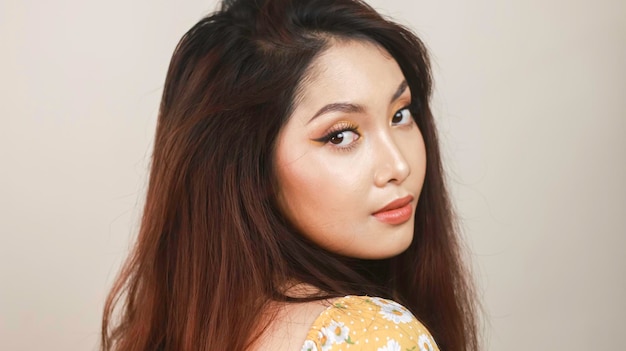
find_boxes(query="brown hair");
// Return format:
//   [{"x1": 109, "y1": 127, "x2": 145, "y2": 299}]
[{"x1": 102, "y1": 0, "x2": 479, "y2": 350}]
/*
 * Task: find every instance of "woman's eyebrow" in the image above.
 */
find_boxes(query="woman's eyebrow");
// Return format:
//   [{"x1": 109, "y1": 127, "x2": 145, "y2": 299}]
[
  {"x1": 391, "y1": 80, "x2": 408, "y2": 103},
  {"x1": 307, "y1": 102, "x2": 365, "y2": 124},
  {"x1": 307, "y1": 80, "x2": 408, "y2": 125}
]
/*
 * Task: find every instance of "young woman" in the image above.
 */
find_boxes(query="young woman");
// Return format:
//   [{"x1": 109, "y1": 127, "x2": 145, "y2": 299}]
[{"x1": 102, "y1": 0, "x2": 479, "y2": 350}]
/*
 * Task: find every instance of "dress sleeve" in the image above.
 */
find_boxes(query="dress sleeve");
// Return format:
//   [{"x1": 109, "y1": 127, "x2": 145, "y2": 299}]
[{"x1": 300, "y1": 295, "x2": 439, "y2": 351}]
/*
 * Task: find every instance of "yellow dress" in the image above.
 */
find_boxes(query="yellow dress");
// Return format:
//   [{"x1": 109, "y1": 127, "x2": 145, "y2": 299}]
[{"x1": 300, "y1": 296, "x2": 439, "y2": 351}]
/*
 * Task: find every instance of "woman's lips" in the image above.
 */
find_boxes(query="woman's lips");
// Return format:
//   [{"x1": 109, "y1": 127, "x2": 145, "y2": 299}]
[{"x1": 372, "y1": 195, "x2": 414, "y2": 225}]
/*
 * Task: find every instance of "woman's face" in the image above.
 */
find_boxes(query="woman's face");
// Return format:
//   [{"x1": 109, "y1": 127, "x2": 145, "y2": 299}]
[{"x1": 274, "y1": 40, "x2": 427, "y2": 259}]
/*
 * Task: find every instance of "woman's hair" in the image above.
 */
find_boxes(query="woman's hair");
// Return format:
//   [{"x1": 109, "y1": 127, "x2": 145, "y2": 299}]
[{"x1": 102, "y1": 0, "x2": 479, "y2": 350}]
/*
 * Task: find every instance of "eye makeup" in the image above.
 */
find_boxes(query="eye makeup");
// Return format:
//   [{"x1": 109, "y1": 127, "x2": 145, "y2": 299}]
[{"x1": 311, "y1": 121, "x2": 361, "y2": 151}]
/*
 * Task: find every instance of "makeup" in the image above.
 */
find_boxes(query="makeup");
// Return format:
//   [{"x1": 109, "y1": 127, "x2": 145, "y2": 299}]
[
  {"x1": 274, "y1": 40, "x2": 426, "y2": 259},
  {"x1": 372, "y1": 195, "x2": 414, "y2": 225}
]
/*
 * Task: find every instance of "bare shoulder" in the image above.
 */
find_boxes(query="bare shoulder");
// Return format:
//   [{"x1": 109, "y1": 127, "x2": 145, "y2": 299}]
[{"x1": 249, "y1": 298, "x2": 333, "y2": 351}]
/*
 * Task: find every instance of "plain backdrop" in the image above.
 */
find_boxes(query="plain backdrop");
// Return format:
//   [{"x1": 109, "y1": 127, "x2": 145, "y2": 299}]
[{"x1": 1, "y1": 0, "x2": 624, "y2": 350}]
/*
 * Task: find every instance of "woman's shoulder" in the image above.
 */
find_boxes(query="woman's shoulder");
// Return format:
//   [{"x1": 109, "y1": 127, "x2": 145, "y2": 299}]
[
  {"x1": 301, "y1": 295, "x2": 439, "y2": 351},
  {"x1": 249, "y1": 297, "x2": 333, "y2": 351}
]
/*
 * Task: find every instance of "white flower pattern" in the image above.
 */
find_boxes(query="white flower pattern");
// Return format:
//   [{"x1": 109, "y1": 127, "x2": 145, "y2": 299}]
[
  {"x1": 301, "y1": 339, "x2": 318, "y2": 351},
  {"x1": 377, "y1": 338, "x2": 402, "y2": 351},
  {"x1": 323, "y1": 320, "x2": 350, "y2": 344},
  {"x1": 302, "y1": 296, "x2": 439, "y2": 351},
  {"x1": 318, "y1": 328, "x2": 333, "y2": 351},
  {"x1": 370, "y1": 298, "x2": 414, "y2": 324},
  {"x1": 418, "y1": 333, "x2": 435, "y2": 351}
]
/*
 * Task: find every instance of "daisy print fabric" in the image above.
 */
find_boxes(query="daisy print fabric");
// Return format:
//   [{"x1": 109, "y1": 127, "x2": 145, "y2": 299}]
[{"x1": 300, "y1": 296, "x2": 439, "y2": 351}]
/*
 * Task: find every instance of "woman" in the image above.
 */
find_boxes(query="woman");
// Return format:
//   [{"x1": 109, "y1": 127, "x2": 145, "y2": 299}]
[{"x1": 102, "y1": 0, "x2": 479, "y2": 350}]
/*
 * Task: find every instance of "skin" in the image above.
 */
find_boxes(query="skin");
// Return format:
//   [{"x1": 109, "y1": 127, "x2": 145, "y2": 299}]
[
  {"x1": 252, "y1": 38, "x2": 428, "y2": 351},
  {"x1": 274, "y1": 39, "x2": 427, "y2": 260}
]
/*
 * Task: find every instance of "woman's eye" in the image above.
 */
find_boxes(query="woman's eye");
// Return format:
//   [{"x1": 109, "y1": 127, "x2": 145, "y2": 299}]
[
  {"x1": 392, "y1": 107, "x2": 412, "y2": 125},
  {"x1": 328, "y1": 130, "x2": 359, "y2": 147},
  {"x1": 312, "y1": 124, "x2": 360, "y2": 150}
]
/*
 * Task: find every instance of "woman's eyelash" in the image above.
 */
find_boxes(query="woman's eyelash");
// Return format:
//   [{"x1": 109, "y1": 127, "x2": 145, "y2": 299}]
[{"x1": 313, "y1": 123, "x2": 359, "y2": 143}]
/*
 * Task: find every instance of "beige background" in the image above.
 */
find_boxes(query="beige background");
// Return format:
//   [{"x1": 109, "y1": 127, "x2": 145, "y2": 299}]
[{"x1": 1, "y1": 0, "x2": 624, "y2": 350}]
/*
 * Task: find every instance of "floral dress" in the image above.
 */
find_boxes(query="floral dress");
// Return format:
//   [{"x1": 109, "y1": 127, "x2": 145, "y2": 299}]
[{"x1": 300, "y1": 296, "x2": 439, "y2": 351}]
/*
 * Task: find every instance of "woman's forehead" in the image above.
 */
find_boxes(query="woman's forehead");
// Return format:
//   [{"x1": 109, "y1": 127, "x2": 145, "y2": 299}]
[{"x1": 292, "y1": 40, "x2": 408, "y2": 117}]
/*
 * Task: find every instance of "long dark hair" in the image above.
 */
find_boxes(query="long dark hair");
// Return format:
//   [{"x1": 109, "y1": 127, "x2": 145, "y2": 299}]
[{"x1": 102, "y1": 0, "x2": 479, "y2": 350}]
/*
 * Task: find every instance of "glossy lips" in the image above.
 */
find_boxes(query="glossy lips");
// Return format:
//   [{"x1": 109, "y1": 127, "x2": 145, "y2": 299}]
[{"x1": 372, "y1": 195, "x2": 414, "y2": 225}]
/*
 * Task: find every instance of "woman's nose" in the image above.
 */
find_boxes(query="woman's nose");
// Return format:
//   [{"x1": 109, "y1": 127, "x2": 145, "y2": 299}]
[{"x1": 373, "y1": 135, "x2": 411, "y2": 187}]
